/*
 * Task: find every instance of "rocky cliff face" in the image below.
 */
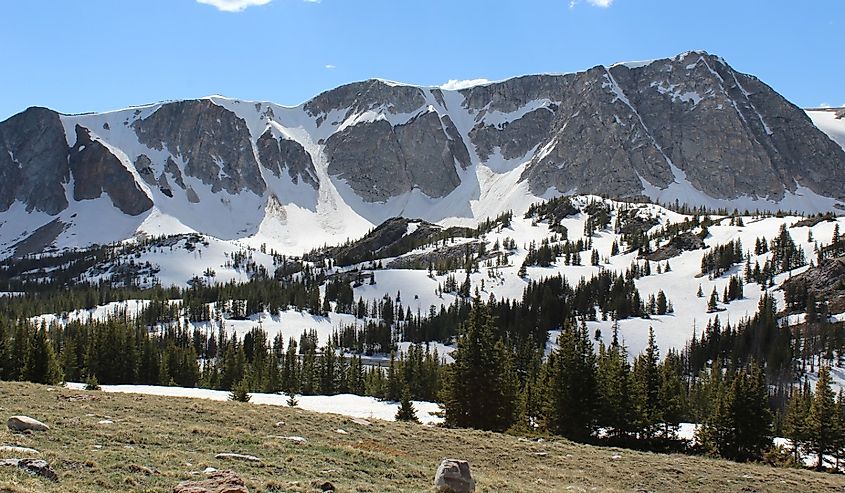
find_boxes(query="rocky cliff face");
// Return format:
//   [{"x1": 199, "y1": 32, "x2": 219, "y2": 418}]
[
  {"x1": 132, "y1": 99, "x2": 266, "y2": 196},
  {"x1": 1, "y1": 51, "x2": 844, "y2": 256},
  {"x1": 0, "y1": 107, "x2": 70, "y2": 215},
  {"x1": 68, "y1": 125, "x2": 153, "y2": 216}
]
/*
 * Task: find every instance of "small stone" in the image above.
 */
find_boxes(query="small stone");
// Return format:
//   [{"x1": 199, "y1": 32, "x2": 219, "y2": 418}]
[
  {"x1": 127, "y1": 464, "x2": 158, "y2": 475},
  {"x1": 215, "y1": 453, "x2": 261, "y2": 463},
  {"x1": 98, "y1": 419, "x2": 113, "y2": 425},
  {"x1": 203, "y1": 467, "x2": 218, "y2": 473},
  {"x1": 7, "y1": 416, "x2": 49, "y2": 432},
  {"x1": 350, "y1": 418, "x2": 371, "y2": 427},
  {"x1": 611, "y1": 454, "x2": 622, "y2": 460},
  {"x1": 311, "y1": 480, "x2": 335, "y2": 492},
  {"x1": 334, "y1": 428, "x2": 348, "y2": 435},
  {"x1": 434, "y1": 459, "x2": 475, "y2": 493},
  {"x1": 174, "y1": 470, "x2": 249, "y2": 493},
  {"x1": 0, "y1": 446, "x2": 40, "y2": 455},
  {"x1": 274, "y1": 421, "x2": 285, "y2": 427}
]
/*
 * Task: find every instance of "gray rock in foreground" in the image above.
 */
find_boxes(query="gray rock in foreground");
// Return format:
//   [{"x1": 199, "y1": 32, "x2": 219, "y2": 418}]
[
  {"x1": 173, "y1": 470, "x2": 249, "y2": 493},
  {"x1": 0, "y1": 458, "x2": 59, "y2": 482},
  {"x1": 7, "y1": 415, "x2": 49, "y2": 432},
  {"x1": 434, "y1": 458, "x2": 475, "y2": 493},
  {"x1": 214, "y1": 452, "x2": 261, "y2": 463}
]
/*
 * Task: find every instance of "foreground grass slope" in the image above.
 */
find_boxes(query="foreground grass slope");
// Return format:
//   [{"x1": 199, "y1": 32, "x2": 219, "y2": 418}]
[{"x1": 0, "y1": 382, "x2": 843, "y2": 492}]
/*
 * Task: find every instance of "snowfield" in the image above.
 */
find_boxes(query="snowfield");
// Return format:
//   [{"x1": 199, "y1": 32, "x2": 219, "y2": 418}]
[{"x1": 65, "y1": 382, "x2": 443, "y2": 425}]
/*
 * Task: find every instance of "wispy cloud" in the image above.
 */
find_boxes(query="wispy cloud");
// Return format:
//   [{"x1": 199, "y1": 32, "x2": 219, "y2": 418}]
[
  {"x1": 196, "y1": 0, "x2": 272, "y2": 12},
  {"x1": 325, "y1": 64, "x2": 336, "y2": 69},
  {"x1": 440, "y1": 79, "x2": 490, "y2": 91},
  {"x1": 569, "y1": 0, "x2": 615, "y2": 8},
  {"x1": 818, "y1": 102, "x2": 831, "y2": 108}
]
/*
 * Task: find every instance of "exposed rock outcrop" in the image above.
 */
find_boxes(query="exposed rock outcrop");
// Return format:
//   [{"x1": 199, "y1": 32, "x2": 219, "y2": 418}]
[
  {"x1": 0, "y1": 107, "x2": 69, "y2": 214},
  {"x1": 132, "y1": 99, "x2": 265, "y2": 195},
  {"x1": 69, "y1": 125, "x2": 153, "y2": 216},
  {"x1": 256, "y1": 129, "x2": 318, "y2": 188}
]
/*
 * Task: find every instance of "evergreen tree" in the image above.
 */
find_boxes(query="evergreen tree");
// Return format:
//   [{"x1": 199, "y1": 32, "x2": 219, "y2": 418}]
[
  {"x1": 395, "y1": 386, "x2": 419, "y2": 422},
  {"x1": 596, "y1": 325, "x2": 634, "y2": 439},
  {"x1": 782, "y1": 383, "x2": 811, "y2": 462},
  {"x1": 0, "y1": 321, "x2": 8, "y2": 380},
  {"x1": 632, "y1": 328, "x2": 661, "y2": 439},
  {"x1": 23, "y1": 324, "x2": 62, "y2": 385},
  {"x1": 229, "y1": 375, "x2": 252, "y2": 402},
  {"x1": 698, "y1": 364, "x2": 771, "y2": 462},
  {"x1": 441, "y1": 295, "x2": 517, "y2": 431},
  {"x1": 658, "y1": 350, "x2": 686, "y2": 438},
  {"x1": 806, "y1": 366, "x2": 839, "y2": 470},
  {"x1": 546, "y1": 320, "x2": 596, "y2": 441}
]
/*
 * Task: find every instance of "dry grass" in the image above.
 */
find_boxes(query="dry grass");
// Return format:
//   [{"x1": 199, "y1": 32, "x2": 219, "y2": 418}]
[{"x1": 0, "y1": 381, "x2": 843, "y2": 492}]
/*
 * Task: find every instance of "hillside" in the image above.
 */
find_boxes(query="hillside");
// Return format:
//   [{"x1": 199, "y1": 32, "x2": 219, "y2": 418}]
[
  {"x1": 9, "y1": 196, "x2": 844, "y2": 365},
  {"x1": 0, "y1": 382, "x2": 843, "y2": 492}
]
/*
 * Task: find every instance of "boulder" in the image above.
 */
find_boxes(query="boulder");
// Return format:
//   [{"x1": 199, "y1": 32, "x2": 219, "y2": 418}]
[
  {"x1": 7, "y1": 416, "x2": 49, "y2": 432},
  {"x1": 173, "y1": 470, "x2": 249, "y2": 493},
  {"x1": 0, "y1": 458, "x2": 59, "y2": 482},
  {"x1": 434, "y1": 459, "x2": 475, "y2": 493}
]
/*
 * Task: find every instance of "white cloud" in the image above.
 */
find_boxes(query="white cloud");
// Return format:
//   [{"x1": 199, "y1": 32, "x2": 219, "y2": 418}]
[
  {"x1": 818, "y1": 102, "x2": 831, "y2": 108},
  {"x1": 325, "y1": 64, "x2": 336, "y2": 69},
  {"x1": 196, "y1": 0, "x2": 272, "y2": 12},
  {"x1": 570, "y1": 0, "x2": 615, "y2": 8},
  {"x1": 440, "y1": 79, "x2": 490, "y2": 91}
]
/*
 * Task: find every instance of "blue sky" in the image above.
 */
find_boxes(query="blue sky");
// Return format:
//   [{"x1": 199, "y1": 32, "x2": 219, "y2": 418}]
[{"x1": 1, "y1": 0, "x2": 841, "y2": 120}]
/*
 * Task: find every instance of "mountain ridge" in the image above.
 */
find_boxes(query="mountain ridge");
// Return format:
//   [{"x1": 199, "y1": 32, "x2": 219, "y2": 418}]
[{"x1": 1, "y1": 51, "x2": 844, "y2": 259}]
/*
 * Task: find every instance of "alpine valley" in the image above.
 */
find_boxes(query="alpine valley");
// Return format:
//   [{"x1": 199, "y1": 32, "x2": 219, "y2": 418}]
[{"x1": 3, "y1": 50, "x2": 845, "y2": 481}]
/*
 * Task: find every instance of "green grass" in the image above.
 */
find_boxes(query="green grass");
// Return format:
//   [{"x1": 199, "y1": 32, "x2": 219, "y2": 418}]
[{"x1": 0, "y1": 381, "x2": 843, "y2": 492}]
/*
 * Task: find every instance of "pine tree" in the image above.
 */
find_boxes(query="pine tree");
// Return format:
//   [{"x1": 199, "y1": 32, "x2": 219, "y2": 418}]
[
  {"x1": 658, "y1": 350, "x2": 686, "y2": 438},
  {"x1": 596, "y1": 324, "x2": 634, "y2": 439},
  {"x1": 707, "y1": 288, "x2": 719, "y2": 312},
  {"x1": 441, "y1": 295, "x2": 517, "y2": 431},
  {"x1": 806, "y1": 366, "x2": 839, "y2": 470},
  {"x1": 0, "y1": 320, "x2": 8, "y2": 381},
  {"x1": 546, "y1": 320, "x2": 596, "y2": 441},
  {"x1": 656, "y1": 290, "x2": 668, "y2": 315},
  {"x1": 632, "y1": 328, "x2": 661, "y2": 439},
  {"x1": 229, "y1": 375, "x2": 252, "y2": 402},
  {"x1": 24, "y1": 324, "x2": 62, "y2": 385},
  {"x1": 782, "y1": 383, "x2": 811, "y2": 462},
  {"x1": 698, "y1": 365, "x2": 772, "y2": 462},
  {"x1": 395, "y1": 386, "x2": 419, "y2": 423}
]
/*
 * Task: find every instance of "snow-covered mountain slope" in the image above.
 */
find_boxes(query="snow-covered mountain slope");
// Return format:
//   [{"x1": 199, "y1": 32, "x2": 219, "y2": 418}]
[
  {"x1": 807, "y1": 108, "x2": 845, "y2": 150},
  {"x1": 2, "y1": 51, "x2": 845, "y2": 260},
  {"x1": 23, "y1": 196, "x2": 845, "y2": 366}
]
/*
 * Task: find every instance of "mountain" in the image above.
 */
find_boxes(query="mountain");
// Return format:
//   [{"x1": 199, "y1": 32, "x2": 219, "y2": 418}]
[{"x1": 1, "y1": 50, "x2": 844, "y2": 258}]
